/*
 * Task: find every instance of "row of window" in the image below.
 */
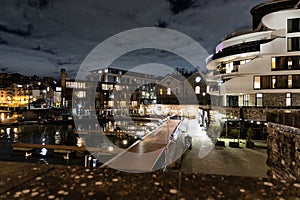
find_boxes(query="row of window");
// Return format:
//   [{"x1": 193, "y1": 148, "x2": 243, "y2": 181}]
[
  {"x1": 217, "y1": 59, "x2": 251, "y2": 74},
  {"x1": 271, "y1": 56, "x2": 300, "y2": 70},
  {"x1": 159, "y1": 86, "x2": 204, "y2": 96},
  {"x1": 254, "y1": 75, "x2": 300, "y2": 89},
  {"x1": 159, "y1": 88, "x2": 172, "y2": 96},
  {"x1": 66, "y1": 81, "x2": 86, "y2": 89}
]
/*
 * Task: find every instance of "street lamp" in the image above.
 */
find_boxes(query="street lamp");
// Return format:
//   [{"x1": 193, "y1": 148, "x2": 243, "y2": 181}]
[
  {"x1": 217, "y1": 80, "x2": 223, "y2": 106},
  {"x1": 202, "y1": 92, "x2": 206, "y2": 106}
]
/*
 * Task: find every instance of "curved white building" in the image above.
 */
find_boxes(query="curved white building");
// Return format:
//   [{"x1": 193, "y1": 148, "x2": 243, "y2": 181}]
[{"x1": 206, "y1": 0, "x2": 300, "y2": 138}]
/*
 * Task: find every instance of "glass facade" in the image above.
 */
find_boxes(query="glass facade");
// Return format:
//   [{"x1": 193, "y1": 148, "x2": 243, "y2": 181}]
[
  {"x1": 271, "y1": 56, "x2": 300, "y2": 70},
  {"x1": 254, "y1": 75, "x2": 300, "y2": 89},
  {"x1": 287, "y1": 18, "x2": 300, "y2": 33},
  {"x1": 287, "y1": 37, "x2": 300, "y2": 52}
]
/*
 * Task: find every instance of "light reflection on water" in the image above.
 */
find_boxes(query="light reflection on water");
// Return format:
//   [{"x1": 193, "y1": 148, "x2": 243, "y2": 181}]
[{"x1": 0, "y1": 121, "x2": 159, "y2": 166}]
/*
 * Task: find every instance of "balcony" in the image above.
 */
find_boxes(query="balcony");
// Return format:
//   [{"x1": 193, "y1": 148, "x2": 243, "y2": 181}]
[{"x1": 212, "y1": 39, "x2": 272, "y2": 60}]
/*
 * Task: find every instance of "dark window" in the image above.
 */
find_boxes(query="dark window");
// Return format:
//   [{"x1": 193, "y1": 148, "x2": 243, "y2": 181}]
[
  {"x1": 287, "y1": 37, "x2": 300, "y2": 52},
  {"x1": 226, "y1": 96, "x2": 238, "y2": 107},
  {"x1": 287, "y1": 18, "x2": 300, "y2": 33},
  {"x1": 276, "y1": 75, "x2": 288, "y2": 89},
  {"x1": 261, "y1": 76, "x2": 271, "y2": 89},
  {"x1": 293, "y1": 75, "x2": 300, "y2": 88}
]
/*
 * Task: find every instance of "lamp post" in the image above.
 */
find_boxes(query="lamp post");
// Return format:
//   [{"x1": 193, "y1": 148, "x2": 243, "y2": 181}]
[
  {"x1": 164, "y1": 116, "x2": 170, "y2": 171},
  {"x1": 217, "y1": 80, "x2": 223, "y2": 106},
  {"x1": 202, "y1": 92, "x2": 206, "y2": 106}
]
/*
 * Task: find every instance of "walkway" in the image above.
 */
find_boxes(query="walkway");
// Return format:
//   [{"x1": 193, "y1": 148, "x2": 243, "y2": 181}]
[
  {"x1": 180, "y1": 119, "x2": 269, "y2": 178},
  {"x1": 104, "y1": 120, "x2": 181, "y2": 172}
]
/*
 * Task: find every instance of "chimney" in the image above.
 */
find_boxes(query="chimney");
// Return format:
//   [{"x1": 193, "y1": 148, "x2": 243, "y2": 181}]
[{"x1": 61, "y1": 69, "x2": 66, "y2": 107}]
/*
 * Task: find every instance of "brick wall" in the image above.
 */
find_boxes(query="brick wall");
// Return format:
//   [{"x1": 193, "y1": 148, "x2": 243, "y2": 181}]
[{"x1": 267, "y1": 123, "x2": 300, "y2": 181}]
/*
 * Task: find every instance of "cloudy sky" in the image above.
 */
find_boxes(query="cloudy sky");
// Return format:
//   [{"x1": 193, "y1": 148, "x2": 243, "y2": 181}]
[{"x1": 0, "y1": 0, "x2": 263, "y2": 78}]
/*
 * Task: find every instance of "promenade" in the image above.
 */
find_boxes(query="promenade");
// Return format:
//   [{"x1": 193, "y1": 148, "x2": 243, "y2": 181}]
[
  {"x1": 180, "y1": 119, "x2": 269, "y2": 178},
  {"x1": 105, "y1": 120, "x2": 181, "y2": 172}
]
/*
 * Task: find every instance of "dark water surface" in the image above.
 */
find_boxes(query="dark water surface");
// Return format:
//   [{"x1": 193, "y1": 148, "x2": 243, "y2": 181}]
[{"x1": 0, "y1": 123, "x2": 137, "y2": 167}]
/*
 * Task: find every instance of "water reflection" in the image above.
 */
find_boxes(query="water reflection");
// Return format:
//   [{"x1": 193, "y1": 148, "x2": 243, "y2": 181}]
[{"x1": 0, "y1": 120, "x2": 161, "y2": 166}]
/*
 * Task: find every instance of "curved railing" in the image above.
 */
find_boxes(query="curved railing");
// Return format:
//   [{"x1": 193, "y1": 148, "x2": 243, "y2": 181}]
[{"x1": 212, "y1": 39, "x2": 273, "y2": 60}]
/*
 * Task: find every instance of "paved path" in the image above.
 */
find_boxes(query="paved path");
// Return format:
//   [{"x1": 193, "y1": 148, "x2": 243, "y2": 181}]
[
  {"x1": 105, "y1": 120, "x2": 181, "y2": 172},
  {"x1": 180, "y1": 119, "x2": 269, "y2": 178}
]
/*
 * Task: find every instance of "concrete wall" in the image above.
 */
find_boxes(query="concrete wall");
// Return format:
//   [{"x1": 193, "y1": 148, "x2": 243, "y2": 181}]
[{"x1": 267, "y1": 123, "x2": 300, "y2": 181}]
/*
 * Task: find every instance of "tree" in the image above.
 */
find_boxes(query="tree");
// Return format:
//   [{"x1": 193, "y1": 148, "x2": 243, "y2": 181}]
[
  {"x1": 246, "y1": 128, "x2": 254, "y2": 142},
  {"x1": 230, "y1": 128, "x2": 240, "y2": 142}
]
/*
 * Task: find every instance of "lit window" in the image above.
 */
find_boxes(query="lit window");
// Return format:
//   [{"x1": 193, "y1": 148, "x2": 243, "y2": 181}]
[
  {"x1": 271, "y1": 57, "x2": 276, "y2": 69},
  {"x1": 167, "y1": 88, "x2": 171, "y2": 95},
  {"x1": 243, "y1": 94, "x2": 249, "y2": 107},
  {"x1": 76, "y1": 91, "x2": 86, "y2": 98},
  {"x1": 226, "y1": 62, "x2": 233, "y2": 73},
  {"x1": 254, "y1": 76, "x2": 261, "y2": 89},
  {"x1": 288, "y1": 57, "x2": 293, "y2": 69},
  {"x1": 159, "y1": 89, "x2": 163, "y2": 95},
  {"x1": 195, "y1": 86, "x2": 200, "y2": 94},
  {"x1": 108, "y1": 101, "x2": 114, "y2": 107},
  {"x1": 195, "y1": 77, "x2": 201, "y2": 83},
  {"x1": 272, "y1": 76, "x2": 276, "y2": 89},
  {"x1": 102, "y1": 84, "x2": 108, "y2": 90},
  {"x1": 288, "y1": 75, "x2": 293, "y2": 88},
  {"x1": 256, "y1": 93, "x2": 263, "y2": 107},
  {"x1": 286, "y1": 93, "x2": 292, "y2": 106}
]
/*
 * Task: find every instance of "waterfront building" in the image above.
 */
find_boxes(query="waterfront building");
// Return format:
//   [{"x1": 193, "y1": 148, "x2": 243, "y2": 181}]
[
  {"x1": 206, "y1": 0, "x2": 300, "y2": 139},
  {"x1": 87, "y1": 67, "x2": 157, "y2": 117},
  {"x1": 156, "y1": 72, "x2": 208, "y2": 105}
]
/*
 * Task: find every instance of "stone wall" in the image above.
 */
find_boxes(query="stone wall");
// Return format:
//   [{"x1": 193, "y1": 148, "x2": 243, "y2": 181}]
[
  {"x1": 264, "y1": 93, "x2": 285, "y2": 107},
  {"x1": 267, "y1": 122, "x2": 300, "y2": 181},
  {"x1": 292, "y1": 93, "x2": 300, "y2": 106},
  {"x1": 226, "y1": 107, "x2": 266, "y2": 120}
]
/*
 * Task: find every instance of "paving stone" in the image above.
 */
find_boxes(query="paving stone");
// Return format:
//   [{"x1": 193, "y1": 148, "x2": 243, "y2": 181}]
[{"x1": 0, "y1": 161, "x2": 299, "y2": 199}]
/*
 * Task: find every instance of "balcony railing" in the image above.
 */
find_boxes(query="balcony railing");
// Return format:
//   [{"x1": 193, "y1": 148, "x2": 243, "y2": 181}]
[
  {"x1": 212, "y1": 39, "x2": 272, "y2": 60},
  {"x1": 267, "y1": 110, "x2": 300, "y2": 129}
]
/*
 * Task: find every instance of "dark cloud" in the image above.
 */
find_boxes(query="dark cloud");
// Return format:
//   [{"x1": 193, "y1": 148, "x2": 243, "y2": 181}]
[
  {"x1": 0, "y1": 0, "x2": 263, "y2": 78},
  {"x1": 166, "y1": 0, "x2": 196, "y2": 14}
]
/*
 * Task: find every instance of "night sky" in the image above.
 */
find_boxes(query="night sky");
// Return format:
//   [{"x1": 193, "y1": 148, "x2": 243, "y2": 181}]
[{"x1": 0, "y1": 0, "x2": 263, "y2": 78}]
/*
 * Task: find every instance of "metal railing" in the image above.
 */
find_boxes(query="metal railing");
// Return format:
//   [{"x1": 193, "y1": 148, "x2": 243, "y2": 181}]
[{"x1": 267, "y1": 110, "x2": 300, "y2": 129}]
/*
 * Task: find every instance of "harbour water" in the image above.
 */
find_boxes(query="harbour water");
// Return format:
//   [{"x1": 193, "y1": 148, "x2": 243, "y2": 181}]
[{"x1": 0, "y1": 123, "x2": 143, "y2": 166}]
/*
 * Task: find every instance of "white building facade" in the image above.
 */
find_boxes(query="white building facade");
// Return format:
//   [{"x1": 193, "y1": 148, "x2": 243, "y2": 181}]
[
  {"x1": 206, "y1": 0, "x2": 300, "y2": 139},
  {"x1": 207, "y1": 0, "x2": 300, "y2": 108}
]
